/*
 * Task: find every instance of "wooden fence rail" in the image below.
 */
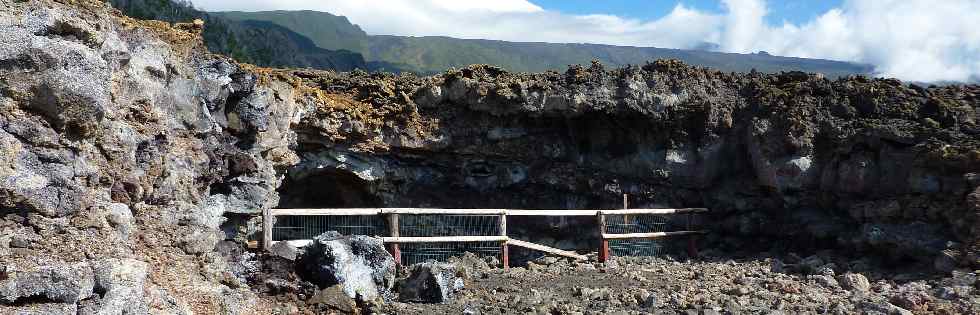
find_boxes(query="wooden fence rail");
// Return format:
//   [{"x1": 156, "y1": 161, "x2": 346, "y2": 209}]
[
  {"x1": 264, "y1": 199, "x2": 707, "y2": 267},
  {"x1": 267, "y1": 208, "x2": 708, "y2": 217}
]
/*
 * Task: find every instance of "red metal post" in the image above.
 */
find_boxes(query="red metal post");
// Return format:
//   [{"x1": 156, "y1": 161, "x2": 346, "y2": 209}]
[
  {"x1": 599, "y1": 239, "x2": 610, "y2": 263},
  {"x1": 500, "y1": 213, "x2": 509, "y2": 269},
  {"x1": 388, "y1": 244, "x2": 401, "y2": 265},
  {"x1": 501, "y1": 243, "x2": 509, "y2": 269}
]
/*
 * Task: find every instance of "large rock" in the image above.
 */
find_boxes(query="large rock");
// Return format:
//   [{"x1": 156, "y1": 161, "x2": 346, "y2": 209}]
[
  {"x1": 308, "y1": 285, "x2": 358, "y2": 314},
  {"x1": 840, "y1": 272, "x2": 871, "y2": 295},
  {"x1": 0, "y1": 303, "x2": 79, "y2": 315},
  {"x1": 852, "y1": 222, "x2": 949, "y2": 261},
  {"x1": 447, "y1": 252, "x2": 493, "y2": 280},
  {"x1": 298, "y1": 232, "x2": 396, "y2": 301},
  {"x1": 398, "y1": 262, "x2": 465, "y2": 303},
  {"x1": 858, "y1": 301, "x2": 914, "y2": 315},
  {"x1": 0, "y1": 263, "x2": 95, "y2": 304},
  {"x1": 79, "y1": 259, "x2": 149, "y2": 315},
  {"x1": 269, "y1": 241, "x2": 300, "y2": 261}
]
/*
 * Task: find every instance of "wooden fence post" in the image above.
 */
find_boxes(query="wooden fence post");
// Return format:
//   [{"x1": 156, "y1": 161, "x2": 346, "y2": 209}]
[
  {"x1": 387, "y1": 213, "x2": 401, "y2": 265},
  {"x1": 500, "y1": 212, "x2": 509, "y2": 269},
  {"x1": 263, "y1": 208, "x2": 274, "y2": 250},
  {"x1": 597, "y1": 212, "x2": 609, "y2": 263},
  {"x1": 622, "y1": 193, "x2": 629, "y2": 235}
]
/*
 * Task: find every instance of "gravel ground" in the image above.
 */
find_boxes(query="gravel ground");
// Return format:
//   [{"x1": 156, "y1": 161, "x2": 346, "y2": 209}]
[{"x1": 315, "y1": 251, "x2": 980, "y2": 315}]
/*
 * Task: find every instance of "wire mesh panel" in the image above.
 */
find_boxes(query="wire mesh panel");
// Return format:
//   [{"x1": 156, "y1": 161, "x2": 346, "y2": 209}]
[
  {"x1": 398, "y1": 214, "x2": 502, "y2": 264},
  {"x1": 272, "y1": 215, "x2": 384, "y2": 241},
  {"x1": 399, "y1": 215, "x2": 500, "y2": 237},
  {"x1": 606, "y1": 212, "x2": 704, "y2": 257},
  {"x1": 399, "y1": 241, "x2": 502, "y2": 265},
  {"x1": 507, "y1": 244, "x2": 546, "y2": 266}
]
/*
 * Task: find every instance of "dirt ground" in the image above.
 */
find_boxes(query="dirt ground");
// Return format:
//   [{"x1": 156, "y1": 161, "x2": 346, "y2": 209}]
[{"x1": 251, "y1": 248, "x2": 979, "y2": 315}]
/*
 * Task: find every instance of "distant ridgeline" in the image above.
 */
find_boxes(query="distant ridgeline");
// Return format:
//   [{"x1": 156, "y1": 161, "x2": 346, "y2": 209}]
[
  {"x1": 112, "y1": 1, "x2": 872, "y2": 77},
  {"x1": 211, "y1": 10, "x2": 873, "y2": 77},
  {"x1": 108, "y1": 0, "x2": 392, "y2": 72}
]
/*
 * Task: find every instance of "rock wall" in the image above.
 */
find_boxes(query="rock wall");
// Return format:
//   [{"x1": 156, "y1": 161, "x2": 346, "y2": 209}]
[
  {"x1": 0, "y1": 0, "x2": 978, "y2": 313},
  {"x1": 0, "y1": 0, "x2": 300, "y2": 312},
  {"x1": 288, "y1": 62, "x2": 979, "y2": 268}
]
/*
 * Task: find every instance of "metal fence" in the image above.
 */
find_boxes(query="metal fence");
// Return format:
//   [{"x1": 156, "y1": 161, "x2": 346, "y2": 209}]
[
  {"x1": 399, "y1": 242, "x2": 503, "y2": 265},
  {"x1": 603, "y1": 211, "x2": 705, "y2": 258},
  {"x1": 265, "y1": 207, "x2": 707, "y2": 267},
  {"x1": 397, "y1": 214, "x2": 503, "y2": 265},
  {"x1": 606, "y1": 213, "x2": 671, "y2": 256},
  {"x1": 272, "y1": 215, "x2": 384, "y2": 241}
]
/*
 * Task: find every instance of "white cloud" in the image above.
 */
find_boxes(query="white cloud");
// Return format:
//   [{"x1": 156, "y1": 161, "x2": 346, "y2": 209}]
[
  {"x1": 717, "y1": 0, "x2": 980, "y2": 82},
  {"x1": 189, "y1": 0, "x2": 980, "y2": 82},
  {"x1": 720, "y1": 0, "x2": 767, "y2": 53},
  {"x1": 426, "y1": 0, "x2": 543, "y2": 13}
]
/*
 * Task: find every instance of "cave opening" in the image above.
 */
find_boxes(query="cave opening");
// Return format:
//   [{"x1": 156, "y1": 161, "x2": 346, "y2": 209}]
[
  {"x1": 271, "y1": 167, "x2": 385, "y2": 241},
  {"x1": 276, "y1": 168, "x2": 380, "y2": 209}
]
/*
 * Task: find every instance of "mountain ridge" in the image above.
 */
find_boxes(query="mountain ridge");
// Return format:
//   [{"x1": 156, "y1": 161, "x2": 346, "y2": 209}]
[
  {"x1": 213, "y1": 10, "x2": 873, "y2": 77},
  {"x1": 109, "y1": 0, "x2": 377, "y2": 71}
]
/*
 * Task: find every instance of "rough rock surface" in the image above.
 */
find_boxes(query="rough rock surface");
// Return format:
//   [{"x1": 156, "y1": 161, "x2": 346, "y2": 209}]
[
  {"x1": 0, "y1": 0, "x2": 978, "y2": 313},
  {"x1": 841, "y1": 272, "x2": 872, "y2": 294},
  {"x1": 0, "y1": 263, "x2": 95, "y2": 304},
  {"x1": 0, "y1": 0, "x2": 296, "y2": 312},
  {"x1": 82, "y1": 258, "x2": 150, "y2": 315},
  {"x1": 268, "y1": 240, "x2": 300, "y2": 261},
  {"x1": 398, "y1": 262, "x2": 465, "y2": 303},
  {"x1": 297, "y1": 232, "x2": 396, "y2": 301},
  {"x1": 376, "y1": 254, "x2": 980, "y2": 314},
  {"x1": 0, "y1": 259, "x2": 151, "y2": 315}
]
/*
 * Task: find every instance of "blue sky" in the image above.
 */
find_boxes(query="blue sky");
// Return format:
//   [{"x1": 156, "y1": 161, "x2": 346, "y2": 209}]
[{"x1": 531, "y1": 0, "x2": 842, "y2": 24}]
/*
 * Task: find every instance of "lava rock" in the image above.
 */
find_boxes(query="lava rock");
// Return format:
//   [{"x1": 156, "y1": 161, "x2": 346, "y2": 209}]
[
  {"x1": 0, "y1": 263, "x2": 94, "y2": 304},
  {"x1": 309, "y1": 285, "x2": 358, "y2": 313},
  {"x1": 1, "y1": 303, "x2": 78, "y2": 315},
  {"x1": 770, "y1": 259, "x2": 786, "y2": 273},
  {"x1": 840, "y1": 273, "x2": 871, "y2": 294},
  {"x1": 858, "y1": 301, "x2": 913, "y2": 315},
  {"x1": 398, "y1": 262, "x2": 465, "y2": 303},
  {"x1": 809, "y1": 275, "x2": 840, "y2": 288},
  {"x1": 298, "y1": 232, "x2": 396, "y2": 301},
  {"x1": 634, "y1": 288, "x2": 660, "y2": 308},
  {"x1": 934, "y1": 250, "x2": 960, "y2": 273},
  {"x1": 447, "y1": 252, "x2": 492, "y2": 280},
  {"x1": 889, "y1": 282, "x2": 934, "y2": 312},
  {"x1": 180, "y1": 230, "x2": 222, "y2": 255},
  {"x1": 80, "y1": 258, "x2": 149, "y2": 315},
  {"x1": 104, "y1": 203, "x2": 134, "y2": 240},
  {"x1": 799, "y1": 255, "x2": 825, "y2": 274},
  {"x1": 269, "y1": 240, "x2": 300, "y2": 261}
]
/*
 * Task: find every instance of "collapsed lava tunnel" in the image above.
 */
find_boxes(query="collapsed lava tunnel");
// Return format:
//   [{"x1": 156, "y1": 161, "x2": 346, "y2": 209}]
[{"x1": 276, "y1": 167, "x2": 381, "y2": 209}]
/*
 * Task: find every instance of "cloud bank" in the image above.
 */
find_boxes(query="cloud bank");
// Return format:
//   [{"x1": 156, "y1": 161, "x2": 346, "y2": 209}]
[{"x1": 190, "y1": 0, "x2": 980, "y2": 82}]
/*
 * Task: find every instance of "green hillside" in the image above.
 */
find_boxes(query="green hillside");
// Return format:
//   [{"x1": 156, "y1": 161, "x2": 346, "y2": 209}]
[
  {"x1": 110, "y1": 0, "x2": 373, "y2": 71},
  {"x1": 215, "y1": 10, "x2": 369, "y2": 54},
  {"x1": 215, "y1": 10, "x2": 872, "y2": 77}
]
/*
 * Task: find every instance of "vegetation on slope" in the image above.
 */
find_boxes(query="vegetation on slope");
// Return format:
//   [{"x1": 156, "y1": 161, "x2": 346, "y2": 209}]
[
  {"x1": 215, "y1": 10, "x2": 873, "y2": 77},
  {"x1": 113, "y1": 1, "x2": 870, "y2": 77},
  {"x1": 109, "y1": 0, "x2": 374, "y2": 71}
]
